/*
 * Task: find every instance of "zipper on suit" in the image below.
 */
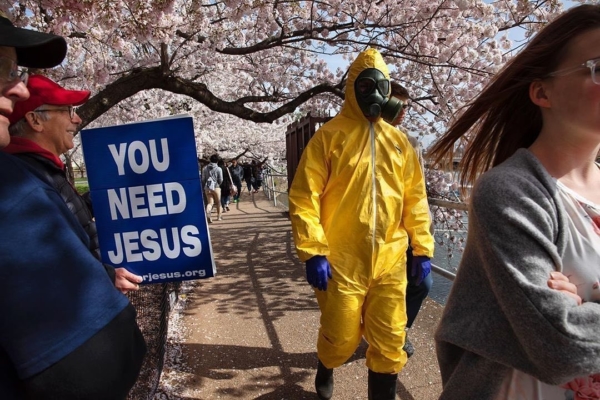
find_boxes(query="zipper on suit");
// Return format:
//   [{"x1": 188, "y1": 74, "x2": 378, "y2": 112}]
[{"x1": 370, "y1": 123, "x2": 377, "y2": 253}]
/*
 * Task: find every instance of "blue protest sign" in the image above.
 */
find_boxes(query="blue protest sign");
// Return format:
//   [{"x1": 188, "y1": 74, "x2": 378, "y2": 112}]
[{"x1": 80, "y1": 115, "x2": 215, "y2": 284}]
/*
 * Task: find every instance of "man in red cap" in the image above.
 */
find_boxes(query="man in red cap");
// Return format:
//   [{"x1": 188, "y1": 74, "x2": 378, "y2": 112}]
[
  {"x1": 6, "y1": 74, "x2": 144, "y2": 294},
  {"x1": 0, "y1": 14, "x2": 146, "y2": 400}
]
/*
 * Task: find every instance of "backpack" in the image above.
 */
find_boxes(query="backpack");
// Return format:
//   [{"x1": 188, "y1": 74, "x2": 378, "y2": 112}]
[
  {"x1": 205, "y1": 165, "x2": 217, "y2": 190},
  {"x1": 205, "y1": 177, "x2": 216, "y2": 191}
]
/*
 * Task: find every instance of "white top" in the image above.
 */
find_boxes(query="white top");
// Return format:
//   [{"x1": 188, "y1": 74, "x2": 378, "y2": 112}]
[{"x1": 495, "y1": 179, "x2": 600, "y2": 400}]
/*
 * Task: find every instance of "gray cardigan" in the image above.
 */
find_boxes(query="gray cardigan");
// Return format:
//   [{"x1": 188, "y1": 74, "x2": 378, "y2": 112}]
[{"x1": 435, "y1": 148, "x2": 600, "y2": 399}]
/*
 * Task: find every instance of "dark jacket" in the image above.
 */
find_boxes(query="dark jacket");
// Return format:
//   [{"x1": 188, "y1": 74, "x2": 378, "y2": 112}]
[
  {"x1": 11, "y1": 151, "x2": 117, "y2": 282},
  {"x1": 243, "y1": 164, "x2": 253, "y2": 182},
  {"x1": 0, "y1": 152, "x2": 145, "y2": 399},
  {"x1": 220, "y1": 164, "x2": 232, "y2": 193},
  {"x1": 230, "y1": 164, "x2": 244, "y2": 185},
  {"x1": 18, "y1": 154, "x2": 97, "y2": 249},
  {"x1": 252, "y1": 164, "x2": 263, "y2": 183}
]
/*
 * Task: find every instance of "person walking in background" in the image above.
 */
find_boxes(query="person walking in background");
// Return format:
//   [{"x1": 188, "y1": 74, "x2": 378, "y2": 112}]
[
  {"x1": 202, "y1": 153, "x2": 223, "y2": 223},
  {"x1": 390, "y1": 82, "x2": 425, "y2": 172},
  {"x1": 5, "y1": 74, "x2": 142, "y2": 294},
  {"x1": 218, "y1": 158, "x2": 232, "y2": 212},
  {"x1": 428, "y1": 5, "x2": 600, "y2": 399},
  {"x1": 389, "y1": 81, "x2": 434, "y2": 359},
  {"x1": 243, "y1": 160, "x2": 253, "y2": 194},
  {"x1": 252, "y1": 162, "x2": 264, "y2": 193},
  {"x1": 251, "y1": 160, "x2": 264, "y2": 193},
  {"x1": 289, "y1": 48, "x2": 434, "y2": 400},
  {"x1": 229, "y1": 158, "x2": 244, "y2": 202},
  {"x1": 0, "y1": 14, "x2": 146, "y2": 399}
]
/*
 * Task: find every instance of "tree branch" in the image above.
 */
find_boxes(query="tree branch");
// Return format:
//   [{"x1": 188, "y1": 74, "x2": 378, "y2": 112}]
[{"x1": 76, "y1": 67, "x2": 345, "y2": 130}]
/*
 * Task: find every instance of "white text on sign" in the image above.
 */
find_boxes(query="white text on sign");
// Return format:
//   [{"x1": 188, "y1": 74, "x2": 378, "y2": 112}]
[
  {"x1": 104, "y1": 137, "x2": 203, "y2": 264},
  {"x1": 107, "y1": 226, "x2": 202, "y2": 264},
  {"x1": 109, "y1": 139, "x2": 170, "y2": 175},
  {"x1": 107, "y1": 182, "x2": 186, "y2": 220}
]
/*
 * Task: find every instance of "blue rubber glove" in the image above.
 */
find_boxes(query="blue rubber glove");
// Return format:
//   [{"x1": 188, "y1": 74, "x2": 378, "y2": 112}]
[
  {"x1": 410, "y1": 255, "x2": 431, "y2": 286},
  {"x1": 305, "y1": 255, "x2": 332, "y2": 291}
]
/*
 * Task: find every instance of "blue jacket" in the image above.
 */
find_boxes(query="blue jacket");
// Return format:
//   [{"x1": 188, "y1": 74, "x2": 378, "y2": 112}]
[{"x1": 0, "y1": 152, "x2": 131, "y2": 397}]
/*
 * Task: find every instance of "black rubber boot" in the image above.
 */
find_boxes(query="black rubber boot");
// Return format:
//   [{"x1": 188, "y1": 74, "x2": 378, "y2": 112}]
[
  {"x1": 315, "y1": 359, "x2": 334, "y2": 400},
  {"x1": 368, "y1": 369, "x2": 398, "y2": 400}
]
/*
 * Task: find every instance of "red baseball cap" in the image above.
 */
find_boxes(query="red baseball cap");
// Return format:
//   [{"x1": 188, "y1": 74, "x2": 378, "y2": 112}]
[{"x1": 10, "y1": 75, "x2": 90, "y2": 124}]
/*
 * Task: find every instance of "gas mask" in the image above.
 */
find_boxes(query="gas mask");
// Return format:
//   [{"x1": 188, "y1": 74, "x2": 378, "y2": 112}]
[{"x1": 354, "y1": 68, "x2": 402, "y2": 123}]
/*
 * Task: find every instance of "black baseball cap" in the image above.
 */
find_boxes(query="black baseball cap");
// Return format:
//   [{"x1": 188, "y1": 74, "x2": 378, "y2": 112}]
[{"x1": 0, "y1": 15, "x2": 67, "y2": 68}]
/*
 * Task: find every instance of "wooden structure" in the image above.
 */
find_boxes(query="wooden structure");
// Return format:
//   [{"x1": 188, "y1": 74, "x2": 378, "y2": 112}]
[{"x1": 285, "y1": 113, "x2": 331, "y2": 190}]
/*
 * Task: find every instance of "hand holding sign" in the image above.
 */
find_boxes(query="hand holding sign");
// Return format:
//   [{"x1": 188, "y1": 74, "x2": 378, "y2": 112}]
[{"x1": 114, "y1": 267, "x2": 143, "y2": 294}]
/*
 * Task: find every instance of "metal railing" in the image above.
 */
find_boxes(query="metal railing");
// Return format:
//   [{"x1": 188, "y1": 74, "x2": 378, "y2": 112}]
[
  {"x1": 126, "y1": 282, "x2": 180, "y2": 400},
  {"x1": 262, "y1": 166, "x2": 290, "y2": 209},
  {"x1": 431, "y1": 263, "x2": 456, "y2": 281},
  {"x1": 428, "y1": 198, "x2": 465, "y2": 281},
  {"x1": 428, "y1": 198, "x2": 468, "y2": 211}
]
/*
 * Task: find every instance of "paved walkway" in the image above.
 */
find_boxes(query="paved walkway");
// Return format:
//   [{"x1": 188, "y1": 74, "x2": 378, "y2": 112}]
[{"x1": 160, "y1": 191, "x2": 444, "y2": 399}]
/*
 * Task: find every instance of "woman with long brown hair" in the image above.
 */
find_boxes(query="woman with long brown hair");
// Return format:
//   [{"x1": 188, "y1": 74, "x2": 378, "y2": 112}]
[{"x1": 429, "y1": 4, "x2": 600, "y2": 399}]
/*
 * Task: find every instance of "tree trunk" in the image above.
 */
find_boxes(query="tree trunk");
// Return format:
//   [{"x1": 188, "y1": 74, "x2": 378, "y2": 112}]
[{"x1": 63, "y1": 152, "x2": 75, "y2": 184}]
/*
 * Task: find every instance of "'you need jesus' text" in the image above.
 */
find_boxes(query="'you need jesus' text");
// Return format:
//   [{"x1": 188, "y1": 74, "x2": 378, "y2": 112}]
[{"x1": 103, "y1": 139, "x2": 202, "y2": 264}]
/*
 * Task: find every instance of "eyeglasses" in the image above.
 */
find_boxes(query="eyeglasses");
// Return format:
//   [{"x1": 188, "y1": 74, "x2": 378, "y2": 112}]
[
  {"x1": 399, "y1": 100, "x2": 411, "y2": 111},
  {"x1": 35, "y1": 105, "x2": 78, "y2": 119},
  {"x1": 548, "y1": 57, "x2": 600, "y2": 85},
  {"x1": 355, "y1": 77, "x2": 390, "y2": 97},
  {"x1": 0, "y1": 55, "x2": 28, "y2": 85}
]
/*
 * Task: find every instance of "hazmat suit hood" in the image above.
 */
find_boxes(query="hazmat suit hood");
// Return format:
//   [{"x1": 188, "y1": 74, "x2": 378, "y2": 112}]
[{"x1": 341, "y1": 48, "x2": 391, "y2": 123}]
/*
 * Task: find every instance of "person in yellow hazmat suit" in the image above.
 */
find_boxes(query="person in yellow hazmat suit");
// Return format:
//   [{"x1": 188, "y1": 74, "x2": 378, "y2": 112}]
[{"x1": 289, "y1": 48, "x2": 435, "y2": 400}]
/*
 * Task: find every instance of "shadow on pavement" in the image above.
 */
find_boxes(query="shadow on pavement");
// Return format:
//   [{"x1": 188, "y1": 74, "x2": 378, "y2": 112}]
[{"x1": 166, "y1": 192, "x2": 443, "y2": 399}]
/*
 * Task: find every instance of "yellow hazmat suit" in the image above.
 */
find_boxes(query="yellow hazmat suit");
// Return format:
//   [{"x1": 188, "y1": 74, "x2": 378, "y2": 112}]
[{"x1": 289, "y1": 48, "x2": 434, "y2": 374}]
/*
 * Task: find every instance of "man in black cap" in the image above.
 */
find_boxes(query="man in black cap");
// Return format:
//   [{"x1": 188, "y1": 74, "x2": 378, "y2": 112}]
[
  {"x1": 0, "y1": 13, "x2": 66, "y2": 147},
  {"x1": 0, "y1": 13, "x2": 146, "y2": 399}
]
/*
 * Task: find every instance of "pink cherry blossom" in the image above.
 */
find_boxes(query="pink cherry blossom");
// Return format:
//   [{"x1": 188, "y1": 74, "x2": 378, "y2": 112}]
[{"x1": 2, "y1": 0, "x2": 573, "y2": 242}]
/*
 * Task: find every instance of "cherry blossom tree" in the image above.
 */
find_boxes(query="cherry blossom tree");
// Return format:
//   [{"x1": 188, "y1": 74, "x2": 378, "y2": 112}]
[
  {"x1": 5, "y1": 0, "x2": 573, "y2": 262},
  {"x1": 6, "y1": 0, "x2": 566, "y2": 135}
]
